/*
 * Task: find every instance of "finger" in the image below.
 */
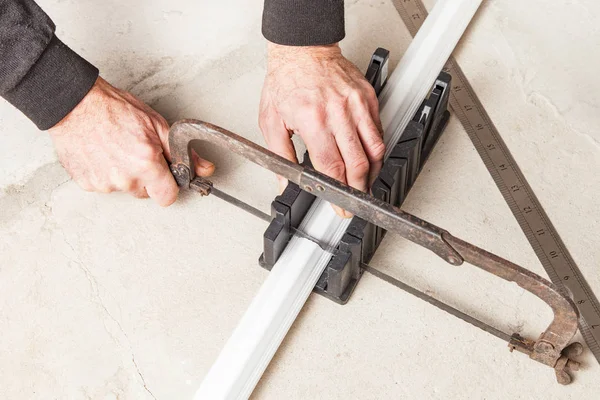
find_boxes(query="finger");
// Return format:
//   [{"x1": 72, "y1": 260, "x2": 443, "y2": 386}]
[
  {"x1": 360, "y1": 82, "x2": 383, "y2": 133},
  {"x1": 330, "y1": 118, "x2": 370, "y2": 219},
  {"x1": 151, "y1": 113, "x2": 172, "y2": 161},
  {"x1": 191, "y1": 149, "x2": 215, "y2": 177},
  {"x1": 97, "y1": 185, "x2": 117, "y2": 194},
  {"x1": 260, "y1": 111, "x2": 298, "y2": 163},
  {"x1": 331, "y1": 118, "x2": 370, "y2": 193},
  {"x1": 349, "y1": 87, "x2": 386, "y2": 186},
  {"x1": 89, "y1": 174, "x2": 117, "y2": 194},
  {"x1": 143, "y1": 157, "x2": 179, "y2": 207},
  {"x1": 259, "y1": 110, "x2": 298, "y2": 192},
  {"x1": 123, "y1": 178, "x2": 149, "y2": 199},
  {"x1": 300, "y1": 129, "x2": 349, "y2": 218},
  {"x1": 276, "y1": 176, "x2": 287, "y2": 194},
  {"x1": 109, "y1": 167, "x2": 138, "y2": 193},
  {"x1": 356, "y1": 115, "x2": 385, "y2": 186}
]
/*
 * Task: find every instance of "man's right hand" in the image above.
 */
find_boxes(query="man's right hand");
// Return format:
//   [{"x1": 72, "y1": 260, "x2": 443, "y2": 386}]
[{"x1": 48, "y1": 77, "x2": 214, "y2": 206}]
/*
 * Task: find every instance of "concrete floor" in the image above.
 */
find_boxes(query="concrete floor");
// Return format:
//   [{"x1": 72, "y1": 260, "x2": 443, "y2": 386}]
[{"x1": 1, "y1": 0, "x2": 599, "y2": 398}]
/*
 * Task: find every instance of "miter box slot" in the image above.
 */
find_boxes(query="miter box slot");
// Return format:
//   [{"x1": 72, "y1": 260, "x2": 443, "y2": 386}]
[
  {"x1": 259, "y1": 166, "x2": 317, "y2": 271},
  {"x1": 365, "y1": 47, "x2": 391, "y2": 96},
  {"x1": 420, "y1": 71, "x2": 451, "y2": 165},
  {"x1": 259, "y1": 64, "x2": 451, "y2": 305}
]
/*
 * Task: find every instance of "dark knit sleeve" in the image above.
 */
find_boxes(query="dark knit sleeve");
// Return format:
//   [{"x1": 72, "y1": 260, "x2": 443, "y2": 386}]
[
  {"x1": 0, "y1": 0, "x2": 98, "y2": 130},
  {"x1": 262, "y1": 0, "x2": 345, "y2": 46}
]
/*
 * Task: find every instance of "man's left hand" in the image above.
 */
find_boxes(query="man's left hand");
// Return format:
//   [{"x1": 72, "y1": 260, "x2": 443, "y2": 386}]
[{"x1": 259, "y1": 43, "x2": 385, "y2": 218}]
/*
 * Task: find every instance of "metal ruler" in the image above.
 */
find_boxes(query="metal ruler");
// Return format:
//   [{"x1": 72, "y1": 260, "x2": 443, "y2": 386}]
[{"x1": 392, "y1": 0, "x2": 600, "y2": 363}]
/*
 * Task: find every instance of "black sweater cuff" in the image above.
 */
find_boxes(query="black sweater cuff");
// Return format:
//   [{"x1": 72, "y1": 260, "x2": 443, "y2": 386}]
[
  {"x1": 262, "y1": 0, "x2": 345, "y2": 46},
  {"x1": 3, "y1": 35, "x2": 99, "y2": 131}
]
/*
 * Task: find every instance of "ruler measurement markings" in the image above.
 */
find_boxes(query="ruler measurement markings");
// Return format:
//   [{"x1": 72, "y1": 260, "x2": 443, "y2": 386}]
[
  {"x1": 391, "y1": 0, "x2": 600, "y2": 362},
  {"x1": 447, "y1": 55, "x2": 600, "y2": 320},
  {"x1": 452, "y1": 65, "x2": 600, "y2": 325},
  {"x1": 395, "y1": 0, "x2": 424, "y2": 35}
]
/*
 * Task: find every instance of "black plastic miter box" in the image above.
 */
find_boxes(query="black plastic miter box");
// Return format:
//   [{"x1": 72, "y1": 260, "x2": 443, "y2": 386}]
[{"x1": 259, "y1": 48, "x2": 452, "y2": 304}]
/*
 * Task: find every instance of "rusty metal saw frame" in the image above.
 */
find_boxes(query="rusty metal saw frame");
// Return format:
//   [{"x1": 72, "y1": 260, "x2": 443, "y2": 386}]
[{"x1": 169, "y1": 120, "x2": 582, "y2": 385}]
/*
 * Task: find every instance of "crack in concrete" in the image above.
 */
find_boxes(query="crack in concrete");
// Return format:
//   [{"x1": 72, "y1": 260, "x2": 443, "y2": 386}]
[
  {"x1": 573, "y1": 128, "x2": 600, "y2": 151},
  {"x1": 58, "y1": 230, "x2": 159, "y2": 400},
  {"x1": 132, "y1": 355, "x2": 158, "y2": 400},
  {"x1": 50, "y1": 178, "x2": 72, "y2": 194}
]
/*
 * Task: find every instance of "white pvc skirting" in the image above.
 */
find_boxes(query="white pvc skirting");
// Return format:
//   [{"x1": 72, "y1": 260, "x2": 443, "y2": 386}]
[{"x1": 194, "y1": 0, "x2": 483, "y2": 398}]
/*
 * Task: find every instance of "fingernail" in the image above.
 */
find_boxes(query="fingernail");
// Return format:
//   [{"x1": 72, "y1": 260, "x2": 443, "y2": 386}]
[
  {"x1": 196, "y1": 158, "x2": 214, "y2": 169},
  {"x1": 195, "y1": 159, "x2": 215, "y2": 177},
  {"x1": 333, "y1": 205, "x2": 351, "y2": 218},
  {"x1": 333, "y1": 205, "x2": 342, "y2": 217}
]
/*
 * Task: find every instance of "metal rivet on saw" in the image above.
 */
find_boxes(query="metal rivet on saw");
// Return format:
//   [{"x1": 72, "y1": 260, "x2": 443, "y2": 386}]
[
  {"x1": 535, "y1": 341, "x2": 555, "y2": 353},
  {"x1": 316, "y1": 185, "x2": 325, "y2": 192}
]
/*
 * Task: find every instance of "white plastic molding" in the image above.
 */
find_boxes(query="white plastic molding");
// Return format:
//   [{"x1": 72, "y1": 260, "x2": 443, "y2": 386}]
[{"x1": 194, "y1": 0, "x2": 483, "y2": 398}]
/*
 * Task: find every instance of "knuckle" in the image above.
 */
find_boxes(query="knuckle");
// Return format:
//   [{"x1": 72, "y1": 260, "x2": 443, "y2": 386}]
[
  {"x1": 358, "y1": 103, "x2": 375, "y2": 120},
  {"x1": 354, "y1": 85, "x2": 377, "y2": 111},
  {"x1": 325, "y1": 159, "x2": 346, "y2": 179},
  {"x1": 258, "y1": 116, "x2": 267, "y2": 132},
  {"x1": 329, "y1": 97, "x2": 349, "y2": 118},
  {"x1": 363, "y1": 82, "x2": 377, "y2": 99},
  {"x1": 136, "y1": 141, "x2": 162, "y2": 163},
  {"x1": 368, "y1": 91, "x2": 379, "y2": 107},
  {"x1": 294, "y1": 96, "x2": 315, "y2": 111},
  {"x1": 156, "y1": 116, "x2": 170, "y2": 133},
  {"x1": 120, "y1": 179, "x2": 136, "y2": 192},
  {"x1": 348, "y1": 156, "x2": 370, "y2": 176},
  {"x1": 348, "y1": 87, "x2": 365, "y2": 104},
  {"x1": 98, "y1": 184, "x2": 113, "y2": 194},
  {"x1": 297, "y1": 105, "x2": 326, "y2": 130},
  {"x1": 137, "y1": 159, "x2": 160, "y2": 175},
  {"x1": 123, "y1": 91, "x2": 137, "y2": 102},
  {"x1": 139, "y1": 113, "x2": 154, "y2": 128},
  {"x1": 133, "y1": 190, "x2": 149, "y2": 199},
  {"x1": 369, "y1": 140, "x2": 386, "y2": 161},
  {"x1": 258, "y1": 113, "x2": 272, "y2": 133}
]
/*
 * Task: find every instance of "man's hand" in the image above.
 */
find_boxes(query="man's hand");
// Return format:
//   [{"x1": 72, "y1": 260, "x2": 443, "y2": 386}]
[
  {"x1": 49, "y1": 77, "x2": 214, "y2": 206},
  {"x1": 259, "y1": 43, "x2": 385, "y2": 217}
]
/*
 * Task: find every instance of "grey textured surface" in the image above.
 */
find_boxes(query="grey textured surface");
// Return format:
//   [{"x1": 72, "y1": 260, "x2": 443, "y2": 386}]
[{"x1": 1, "y1": 0, "x2": 599, "y2": 399}]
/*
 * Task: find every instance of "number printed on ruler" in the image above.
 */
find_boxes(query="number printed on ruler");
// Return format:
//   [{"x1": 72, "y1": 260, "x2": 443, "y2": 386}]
[{"x1": 393, "y1": 0, "x2": 427, "y2": 35}]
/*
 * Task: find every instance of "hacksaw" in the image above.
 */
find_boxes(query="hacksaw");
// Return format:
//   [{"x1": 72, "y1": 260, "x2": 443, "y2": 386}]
[
  {"x1": 169, "y1": 116, "x2": 582, "y2": 384},
  {"x1": 167, "y1": 4, "x2": 596, "y2": 389}
]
